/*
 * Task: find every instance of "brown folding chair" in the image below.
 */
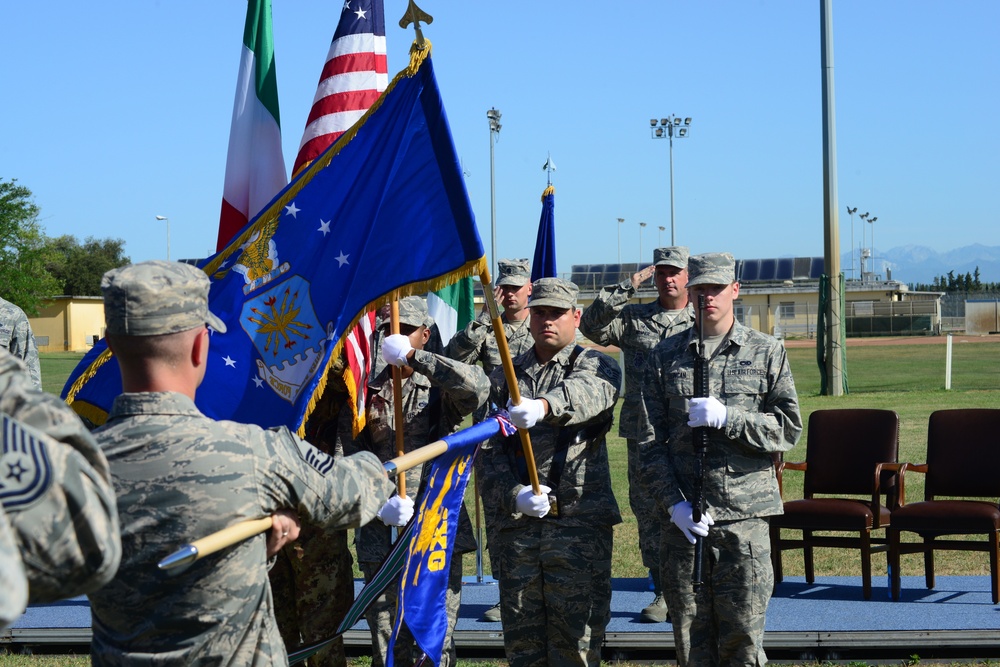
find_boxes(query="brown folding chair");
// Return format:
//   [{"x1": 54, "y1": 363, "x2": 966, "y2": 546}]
[
  {"x1": 888, "y1": 408, "x2": 1000, "y2": 603},
  {"x1": 770, "y1": 409, "x2": 901, "y2": 600}
]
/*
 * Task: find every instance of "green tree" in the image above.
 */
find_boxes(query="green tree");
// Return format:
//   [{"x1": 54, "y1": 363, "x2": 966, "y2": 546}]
[
  {"x1": 0, "y1": 178, "x2": 59, "y2": 315},
  {"x1": 45, "y1": 235, "x2": 130, "y2": 296}
]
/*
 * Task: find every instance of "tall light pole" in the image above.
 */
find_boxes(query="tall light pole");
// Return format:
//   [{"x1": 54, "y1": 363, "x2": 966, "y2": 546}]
[
  {"x1": 649, "y1": 115, "x2": 692, "y2": 246},
  {"x1": 638, "y1": 221, "x2": 647, "y2": 267},
  {"x1": 868, "y1": 215, "x2": 878, "y2": 278},
  {"x1": 846, "y1": 206, "x2": 858, "y2": 279},
  {"x1": 487, "y1": 107, "x2": 502, "y2": 276},
  {"x1": 155, "y1": 215, "x2": 170, "y2": 261},
  {"x1": 859, "y1": 212, "x2": 869, "y2": 276}
]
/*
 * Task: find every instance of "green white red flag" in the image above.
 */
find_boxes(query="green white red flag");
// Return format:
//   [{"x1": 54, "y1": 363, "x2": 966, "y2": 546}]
[{"x1": 216, "y1": 0, "x2": 287, "y2": 251}]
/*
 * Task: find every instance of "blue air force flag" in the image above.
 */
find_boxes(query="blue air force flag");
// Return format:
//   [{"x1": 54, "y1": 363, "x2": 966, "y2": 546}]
[{"x1": 63, "y1": 50, "x2": 486, "y2": 435}]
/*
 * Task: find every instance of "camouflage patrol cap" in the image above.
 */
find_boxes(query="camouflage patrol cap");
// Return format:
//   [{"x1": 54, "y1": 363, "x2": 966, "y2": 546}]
[
  {"x1": 496, "y1": 258, "x2": 531, "y2": 287},
  {"x1": 101, "y1": 260, "x2": 227, "y2": 336},
  {"x1": 687, "y1": 252, "x2": 737, "y2": 287},
  {"x1": 527, "y1": 277, "x2": 579, "y2": 310},
  {"x1": 395, "y1": 296, "x2": 431, "y2": 328},
  {"x1": 653, "y1": 246, "x2": 689, "y2": 269}
]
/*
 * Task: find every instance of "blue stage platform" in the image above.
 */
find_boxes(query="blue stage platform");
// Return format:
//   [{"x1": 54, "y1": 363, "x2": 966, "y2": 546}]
[{"x1": 6, "y1": 577, "x2": 1000, "y2": 660}]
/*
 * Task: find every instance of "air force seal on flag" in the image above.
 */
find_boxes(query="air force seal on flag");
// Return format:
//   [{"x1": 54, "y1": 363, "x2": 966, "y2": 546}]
[{"x1": 0, "y1": 415, "x2": 52, "y2": 510}]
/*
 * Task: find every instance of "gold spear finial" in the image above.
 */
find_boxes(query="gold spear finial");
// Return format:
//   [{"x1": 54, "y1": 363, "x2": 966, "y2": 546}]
[{"x1": 399, "y1": 0, "x2": 433, "y2": 50}]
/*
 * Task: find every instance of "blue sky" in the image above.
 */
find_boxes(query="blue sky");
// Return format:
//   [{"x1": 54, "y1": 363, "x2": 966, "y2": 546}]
[{"x1": 2, "y1": 1, "x2": 997, "y2": 282}]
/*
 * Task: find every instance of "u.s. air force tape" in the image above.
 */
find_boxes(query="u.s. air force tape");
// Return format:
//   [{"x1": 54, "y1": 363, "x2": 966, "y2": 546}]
[
  {"x1": 0, "y1": 414, "x2": 53, "y2": 511},
  {"x1": 294, "y1": 438, "x2": 335, "y2": 476}
]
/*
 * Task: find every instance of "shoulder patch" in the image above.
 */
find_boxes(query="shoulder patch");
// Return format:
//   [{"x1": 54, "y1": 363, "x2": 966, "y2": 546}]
[
  {"x1": 1, "y1": 415, "x2": 53, "y2": 511},
  {"x1": 295, "y1": 438, "x2": 336, "y2": 476}
]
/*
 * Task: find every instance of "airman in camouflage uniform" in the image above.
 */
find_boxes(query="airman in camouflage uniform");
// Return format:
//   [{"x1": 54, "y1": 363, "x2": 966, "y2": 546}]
[
  {"x1": 87, "y1": 261, "x2": 394, "y2": 667},
  {"x1": 643, "y1": 253, "x2": 801, "y2": 667},
  {"x1": 339, "y1": 296, "x2": 489, "y2": 667},
  {"x1": 0, "y1": 296, "x2": 41, "y2": 388},
  {"x1": 579, "y1": 246, "x2": 694, "y2": 622},
  {"x1": 445, "y1": 258, "x2": 534, "y2": 621},
  {"x1": 0, "y1": 349, "x2": 121, "y2": 609},
  {"x1": 479, "y1": 278, "x2": 622, "y2": 667}
]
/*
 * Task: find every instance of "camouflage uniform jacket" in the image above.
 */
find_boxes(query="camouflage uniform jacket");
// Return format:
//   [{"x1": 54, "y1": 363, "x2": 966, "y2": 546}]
[
  {"x1": 642, "y1": 321, "x2": 802, "y2": 521},
  {"x1": 445, "y1": 310, "x2": 534, "y2": 379},
  {"x1": 0, "y1": 508, "x2": 28, "y2": 630},
  {"x1": 0, "y1": 350, "x2": 120, "y2": 603},
  {"x1": 0, "y1": 297, "x2": 40, "y2": 389},
  {"x1": 341, "y1": 349, "x2": 489, "y2": 564},
  {"x1": 479, "y1": 344, "x2": 623, "y2": 531},
  {"x1": 89, "y1": 391, "x2": 393, "y2": 667},
  {"x1": 579, "y1": 280, "x2": 694, "y2": 441}
]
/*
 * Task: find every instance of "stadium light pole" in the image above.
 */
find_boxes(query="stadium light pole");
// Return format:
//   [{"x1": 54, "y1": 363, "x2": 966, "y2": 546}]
[
  {"x1": 649, "y1": 115, "x2": 692, "y2": 245},
  {"x1": 868, "y1": 215, "x2": 878, "y2": 278},
  {"x1": 638, "y1": 221, "x2": 647, "y2": 267},
  {"x1": 846, "y1": 206, "x2": 858, "y2": 279},
  {"x1": 487, "y1": 107, "x2": 502, "y2": 277},
  {"x1": 859, "y1": 212, "x2": 869, "y2": 276},
  {"x1": 155, "y1": 215, "x2": 170, "y2": 262}
]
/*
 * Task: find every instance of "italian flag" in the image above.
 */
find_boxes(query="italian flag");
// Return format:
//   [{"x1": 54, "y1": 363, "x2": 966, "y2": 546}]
[
  {"x1": 217, "y1": 0, "x2": 287, "y2": 251},
  {"x1": 428, "y1": 277, "x2": 476, "y2": 346}
]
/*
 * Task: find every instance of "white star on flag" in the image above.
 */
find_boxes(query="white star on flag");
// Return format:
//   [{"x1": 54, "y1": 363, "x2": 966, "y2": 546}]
[
  {"x1": 355, "y1": 8, "x2": 367, "y2": 19},
  {"x1": 252, "y1": 376, "x2": 264, "y2": 388},
  {"x1": 285, "y1": 202, "x2": 300, "y2": 218},
  {"x1": 224, "y1": 356, "x2": 237, "y2": 368},
  {"x1": 318, "y1": 219, "x2": 331, "y2": 235},
  {"x1": 335, "y1": 251, "x2": 350, "y2": 267}
]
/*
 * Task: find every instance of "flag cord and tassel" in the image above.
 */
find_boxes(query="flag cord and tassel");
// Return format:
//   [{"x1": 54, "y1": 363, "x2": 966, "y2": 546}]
[{"x1": 480, "y1": 270, "x2": 542, "y2": 495}]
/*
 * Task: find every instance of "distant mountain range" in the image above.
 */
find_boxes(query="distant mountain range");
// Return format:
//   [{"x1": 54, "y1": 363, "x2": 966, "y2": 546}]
[{"x1": 844, "y1": 244, "x2": 1000, "y2": 286}]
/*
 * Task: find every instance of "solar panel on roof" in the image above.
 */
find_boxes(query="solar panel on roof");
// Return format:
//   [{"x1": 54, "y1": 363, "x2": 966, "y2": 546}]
[
  {"x1": 777, "y1": 258, "x2": 794, "y2": 280},
  {"x1": 741, "y1": 260, "x2": 760, "y2": 282},
  {"x1": 810, "y1": 257, "x2": 825, "y2": 278},
  {"x1": 759, "y1": 259, "x2": 777, "y2": 281}
]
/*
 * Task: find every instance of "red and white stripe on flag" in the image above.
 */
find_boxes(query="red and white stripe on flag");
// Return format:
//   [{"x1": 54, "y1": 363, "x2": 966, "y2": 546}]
[
  {"x1": 295, "y1": 1, "x2": 388, "y2": 435},
  {"x1": 292, "y1": 0, "x2": 388, "y2": 177},
  {"x1": 344, "y1": 311, "x2": 378, "y2": 437}
]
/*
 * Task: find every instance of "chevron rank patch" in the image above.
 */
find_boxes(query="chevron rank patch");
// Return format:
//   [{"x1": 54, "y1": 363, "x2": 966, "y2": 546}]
[
  {"x1": 294, "y1": 438, "x2": 335, "y2": 476},
  {"x1": 1, "y1": 414, "x2": 53, "y2": 511}
]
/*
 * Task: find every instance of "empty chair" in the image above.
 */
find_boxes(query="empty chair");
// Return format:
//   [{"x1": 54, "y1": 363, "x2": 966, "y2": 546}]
[
  {"x1": 770, "y1": 409, "x2": 901, "y2": 600},
  {"x1": 888, "y1": 409, "x2": 1000, "y2": 603}
]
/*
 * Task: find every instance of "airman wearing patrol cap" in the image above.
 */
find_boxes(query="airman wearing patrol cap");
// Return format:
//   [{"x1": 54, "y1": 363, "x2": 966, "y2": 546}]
[
  {"x1": 578, "y1": 246, "x2": 695, "y2": 622},
  {"x1": 345, "y1": 294, "x2": 489, "y2": 667},
  {"x1": 445, "y1": 259, "x2": 535, "y2": 622},
  {"x1": 88, "y1": 260, "x2": 395, "y2": 667},
  {"x1": 479, "y1": 276, "x2": 623, "y2": 666},
  {"x1": 644, "y1": 251, "x2": 801, "y2": 667}
]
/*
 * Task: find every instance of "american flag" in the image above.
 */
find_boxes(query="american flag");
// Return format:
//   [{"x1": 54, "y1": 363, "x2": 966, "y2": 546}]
[
  {"x1": 295, "y1": 0, "x2": 388, "y2": 434},
  {"x1": 292, "y1": 0, "x2": 388, "y2": 177}
]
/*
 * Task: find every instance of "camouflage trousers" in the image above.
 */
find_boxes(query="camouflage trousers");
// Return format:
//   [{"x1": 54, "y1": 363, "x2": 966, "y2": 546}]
[
  {"x1": 360, "y1": 552, "x2": 464, "y2": 667},
  {"x1": 661, "y1": 517, "x2": 772, "y2": 667},
  {"x1": 495, "y1": 522, "x2": 613, "y2": 667},
  {"x1": 270, "y1": 525, "x2": 353, "y2": 667},
  {"x1": 627, "y1": 437, "x2": 661, "y2": 578}
]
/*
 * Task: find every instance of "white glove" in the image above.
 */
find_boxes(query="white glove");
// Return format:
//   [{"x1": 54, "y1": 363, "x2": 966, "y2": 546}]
[
  {"x1": 381, "y1": 334, "x2": 413, "y2": 368},
  {"x1": 377, "y1": 495, "x2": 415, "y2": 526},
  {"x1": 515, "y1": 484, "x2": 552, "y2": 518},
  {"x1": 687, "y1": 396, "x2": 728, "y2": 429},
  {"x1": 507, "y1": 398, "x2": 546, "y2": 429},
  {"x1": 669, "y1": 500, "x2": 714, "y2": 544}
]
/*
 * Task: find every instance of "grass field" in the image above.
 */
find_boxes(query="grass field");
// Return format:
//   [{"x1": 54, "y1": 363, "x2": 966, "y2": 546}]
[{"x1": 19, "y1": 338, "x2": 1000, "y2": 666}]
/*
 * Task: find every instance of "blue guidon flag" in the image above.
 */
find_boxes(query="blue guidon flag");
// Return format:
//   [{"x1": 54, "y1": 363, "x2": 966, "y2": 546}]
[
  {"x1": 387, "y1": 414, "x2": 517, "y2": 667},
  {"x1": 62, "y1": 46, "x2": 486, "y2": 436}
]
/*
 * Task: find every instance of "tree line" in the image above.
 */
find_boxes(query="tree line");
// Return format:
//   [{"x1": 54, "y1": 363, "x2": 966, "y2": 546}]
[
  {"x1": 908, "y1": 268, "x2": 1000, "y2": 293},
  {"x1": 1, "y1": 178, "x2": 130, "y2": 315}
]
